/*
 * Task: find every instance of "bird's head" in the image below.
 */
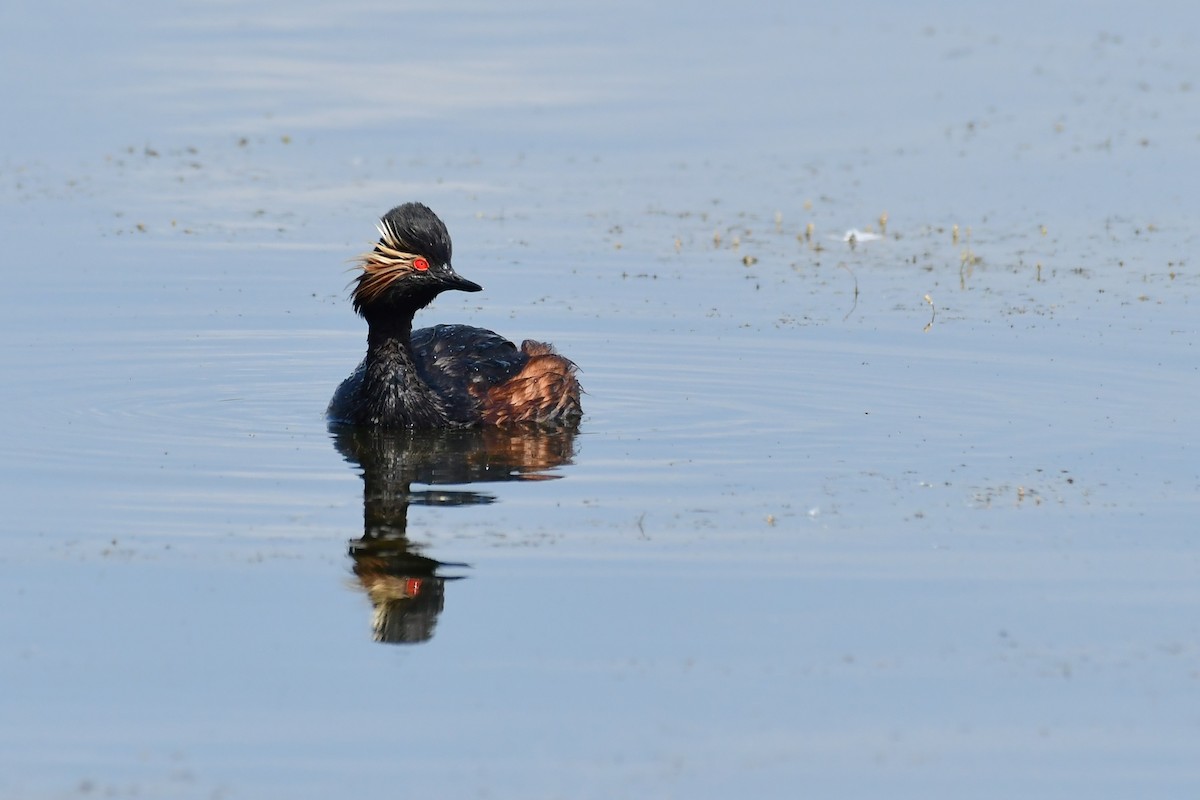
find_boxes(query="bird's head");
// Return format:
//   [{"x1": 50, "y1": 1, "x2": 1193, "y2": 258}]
[{"x1": 352, "y1": 202, "x2": 481, "y2": 317}]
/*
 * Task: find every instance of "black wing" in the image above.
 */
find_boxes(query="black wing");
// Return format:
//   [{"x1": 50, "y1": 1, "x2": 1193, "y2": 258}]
[{"x1": 411, "y1": 324, "x2": 528, "y2": 414}]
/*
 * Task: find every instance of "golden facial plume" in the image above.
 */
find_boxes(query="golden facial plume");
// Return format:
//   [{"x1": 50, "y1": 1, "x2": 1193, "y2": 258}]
[{"x1": 353, "y1": 219, "x2": 426, "y2": 306}]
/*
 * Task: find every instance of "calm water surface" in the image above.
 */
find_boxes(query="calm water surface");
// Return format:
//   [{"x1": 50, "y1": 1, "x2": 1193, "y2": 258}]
[{"x1": 2, "y1": 1, "x2": 1198, "y2": 797}]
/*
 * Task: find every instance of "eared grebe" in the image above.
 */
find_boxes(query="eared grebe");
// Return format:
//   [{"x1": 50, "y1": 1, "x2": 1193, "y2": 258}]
[{"x1": 327, "y1": 203, "x2": 582, "y2": 428}]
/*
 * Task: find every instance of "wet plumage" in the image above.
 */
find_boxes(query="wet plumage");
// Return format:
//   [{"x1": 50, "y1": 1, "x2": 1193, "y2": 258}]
[{"x1": 328, "y1": 203, "x2": 582, "y2": 429}]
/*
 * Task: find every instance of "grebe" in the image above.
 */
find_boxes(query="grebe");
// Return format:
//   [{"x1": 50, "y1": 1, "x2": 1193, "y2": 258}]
[{"x1": 327, "y1": 203, "x2": 582, "y2": 428}]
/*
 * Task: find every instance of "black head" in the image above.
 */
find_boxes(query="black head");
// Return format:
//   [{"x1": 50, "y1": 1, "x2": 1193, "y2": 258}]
[
  {"x1": 352, "y1": 203, "x2": 482, "y2": 316},
  {"x1": 380, "y1": 202, "x2": 453, "y2": 266}
]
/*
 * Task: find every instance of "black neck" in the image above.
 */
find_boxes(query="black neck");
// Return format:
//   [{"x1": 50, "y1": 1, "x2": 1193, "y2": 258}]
[{"x1": 361, "y1": 307, "x2": 451, "y2": 428}]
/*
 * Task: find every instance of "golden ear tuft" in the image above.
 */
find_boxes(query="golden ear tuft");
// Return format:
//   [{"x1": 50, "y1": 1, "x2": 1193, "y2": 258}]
[{"x1": 351, "y1": 218, "x2": 425, "y2": 306}]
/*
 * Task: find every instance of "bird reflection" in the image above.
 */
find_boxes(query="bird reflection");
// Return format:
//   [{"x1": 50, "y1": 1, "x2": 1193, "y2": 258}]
[{"x1": 331, "y1": 424, "x2": 578, "y2": 644}]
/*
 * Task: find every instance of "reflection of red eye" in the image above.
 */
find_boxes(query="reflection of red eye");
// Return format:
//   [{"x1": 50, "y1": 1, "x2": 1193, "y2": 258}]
[{"x1": 413, "y1": 257, "x2": 430, "y2": 271}]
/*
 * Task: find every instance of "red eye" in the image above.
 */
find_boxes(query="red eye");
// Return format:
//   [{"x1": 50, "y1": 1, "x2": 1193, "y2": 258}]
[{"x1": 413, "y1": 257, "x2": 430, "y2": 271}]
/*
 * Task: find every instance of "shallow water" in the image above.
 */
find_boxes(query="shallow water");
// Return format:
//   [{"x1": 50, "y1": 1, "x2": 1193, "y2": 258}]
[{"x1": 2, "y1": 2, "x2": 1199, "y2": 798}]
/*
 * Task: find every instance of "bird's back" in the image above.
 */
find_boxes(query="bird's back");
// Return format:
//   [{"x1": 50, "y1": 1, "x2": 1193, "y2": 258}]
[
  {"x1": 414, "y1": 324, "x2": 581, "y2": 426},
  {"x1": 411, "y1": 324, "x2": 526, "y2": 413}
]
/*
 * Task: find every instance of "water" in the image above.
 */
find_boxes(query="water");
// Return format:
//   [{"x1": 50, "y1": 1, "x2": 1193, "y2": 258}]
[{"x1": 2, "y1": 1, "x2": 1198, "y2": 797}]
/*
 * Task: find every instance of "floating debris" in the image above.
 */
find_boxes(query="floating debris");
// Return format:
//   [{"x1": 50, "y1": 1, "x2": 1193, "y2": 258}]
[
  {"x1": 839, "y1": 264, "x2": 859, "y2": 321},
  {"x1": 838, "y1": 229, "x2": 884, "y2": 250}
]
